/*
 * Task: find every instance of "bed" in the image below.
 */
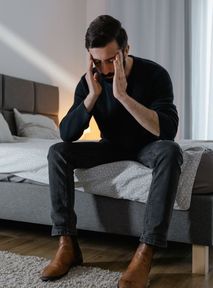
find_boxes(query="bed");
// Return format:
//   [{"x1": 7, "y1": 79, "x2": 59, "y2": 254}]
[{"x1": 0, "y1": 73, "x2": 213, "y2": 275}]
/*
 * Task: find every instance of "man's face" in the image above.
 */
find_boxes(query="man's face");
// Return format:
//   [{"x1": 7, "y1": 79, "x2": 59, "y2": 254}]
[{"x1": 89, "y1": 40, "x2": 125, "y2": 82}]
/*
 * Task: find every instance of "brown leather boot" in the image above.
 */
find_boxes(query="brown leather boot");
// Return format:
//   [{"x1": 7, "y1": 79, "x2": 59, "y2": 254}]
[
  {"x1": 40, "y1": 235, "x2": 83, "y2": 281},
  {"x1": 118, "y1": 243, "x2": 154, "y2": 288}
]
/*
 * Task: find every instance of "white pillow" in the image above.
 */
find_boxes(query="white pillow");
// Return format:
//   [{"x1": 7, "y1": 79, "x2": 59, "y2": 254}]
[
  {"x1": 13, "y1": 108, "x2": 60, "y2": 139},
  {"x1": 0, "y1": 113, "x2": 14, "y2": 142}
]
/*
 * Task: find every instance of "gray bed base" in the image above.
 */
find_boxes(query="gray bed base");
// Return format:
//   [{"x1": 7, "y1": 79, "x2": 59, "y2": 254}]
[
  {"x1": 0, "y1": 182, "x2": 212, "y2": 274},
  {"x1": 0, "y1": 74, "x2": 212, "y2": 274}
]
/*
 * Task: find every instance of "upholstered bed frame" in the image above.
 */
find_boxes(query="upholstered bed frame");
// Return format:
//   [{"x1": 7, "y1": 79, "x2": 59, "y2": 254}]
[{"x1": 0, "y1": 74, "x2": 212, "y2": 274}]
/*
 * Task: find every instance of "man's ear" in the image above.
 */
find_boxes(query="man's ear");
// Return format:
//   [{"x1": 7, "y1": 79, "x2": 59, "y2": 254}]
[{"x1": 123, "y1": 45, "x2": 129, "y2": 58}]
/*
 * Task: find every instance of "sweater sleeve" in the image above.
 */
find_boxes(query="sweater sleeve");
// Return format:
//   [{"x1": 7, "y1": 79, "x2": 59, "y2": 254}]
[
  {"x1": 149, "y1": 68, "x2": 179, "y2": 140},
  {"x1": 59, "y1": 77, "x2": 92, "y2": 142}
]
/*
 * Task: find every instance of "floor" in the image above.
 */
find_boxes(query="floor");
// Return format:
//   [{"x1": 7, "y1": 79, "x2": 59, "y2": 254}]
[{"x1": 0, "y1": 220, "x2": 212, "y2": 288}]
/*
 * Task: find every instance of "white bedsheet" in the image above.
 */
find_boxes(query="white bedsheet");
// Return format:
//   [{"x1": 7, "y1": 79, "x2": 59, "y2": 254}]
[
  {"x1": 0, "y1": 137, "x2": 60, "y2": 184},
  {"x1": 0, "y1": 137, "x2": 212, "y2": 210}
]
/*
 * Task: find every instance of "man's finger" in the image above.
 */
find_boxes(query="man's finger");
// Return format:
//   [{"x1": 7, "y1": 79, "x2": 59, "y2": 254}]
[
  {"x1": 93, "y1": 72, "x2": 99, "y2": 82},
  {"x1": 115, "y1": 51, "x2": 124, "y2": 79},
  {"x1": 118, "y1": 50, "x2": 125, "y2": 73},
  {"x1": 86, "y1": 54, "x2": 94, "y2": 83},
  {"x1": 113, "y1": 57, "x2": 119, "y2": 78},
  {"x1": 115, "y1": 52, "x2": 121, "y2": 68},
  {"x1": 87, "y1": 53, "x2": 94, "y2": 71}
]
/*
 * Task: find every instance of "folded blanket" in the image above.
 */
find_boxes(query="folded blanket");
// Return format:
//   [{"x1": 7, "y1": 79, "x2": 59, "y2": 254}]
[{"x1": 75, "y1": 141, "x2": 211, "y2": 210}]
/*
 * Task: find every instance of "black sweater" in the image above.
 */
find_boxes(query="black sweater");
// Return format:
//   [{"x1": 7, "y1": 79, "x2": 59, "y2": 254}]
[{"x1": 60, "y1": 56, "x2": 179, "y2": 152}]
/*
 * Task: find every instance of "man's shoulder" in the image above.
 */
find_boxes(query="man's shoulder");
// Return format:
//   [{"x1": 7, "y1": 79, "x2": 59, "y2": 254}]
[
  {"x1": 75, "y1": 73, "x2": 88, "y2": 92},
  {"x1": 132, "y1": 56, "x2": 169, "y2": 76},
  {"x1": 130, "y1": 56, "x2": 173, "y2": 90}
]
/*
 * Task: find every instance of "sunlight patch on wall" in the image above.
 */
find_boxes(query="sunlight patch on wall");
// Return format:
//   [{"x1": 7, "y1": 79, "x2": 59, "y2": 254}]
[
  {"x1": 0, "y1": 22, "x2": 101, "y2": 141},
  {"x1": 0, "y1": 22, "x2": 77, "y2": 92}
]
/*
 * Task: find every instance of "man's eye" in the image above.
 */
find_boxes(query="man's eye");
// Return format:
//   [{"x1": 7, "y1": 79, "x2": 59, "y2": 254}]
[{"x1": 94, "y1": 61, "x2": 101, "y2": 66}]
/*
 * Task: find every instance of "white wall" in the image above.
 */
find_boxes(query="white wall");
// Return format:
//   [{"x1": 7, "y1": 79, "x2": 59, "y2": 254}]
[{"x1": 0, "y1": 0, "x2": 86, "y2": 120}]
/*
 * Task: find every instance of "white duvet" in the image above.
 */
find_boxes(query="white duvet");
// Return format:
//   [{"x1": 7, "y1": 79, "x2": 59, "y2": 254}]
[
  {"x1": 0, "y1": 137, "x2": 60, "y2": 184},
  {"x1": 0, "y1": 137, "x2": 212, "y2": 210}
]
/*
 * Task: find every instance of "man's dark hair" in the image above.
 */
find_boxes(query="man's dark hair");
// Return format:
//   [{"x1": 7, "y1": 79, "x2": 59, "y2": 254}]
[{"x1": 85, "y1": 15, "x2": 128, "y2": 50}]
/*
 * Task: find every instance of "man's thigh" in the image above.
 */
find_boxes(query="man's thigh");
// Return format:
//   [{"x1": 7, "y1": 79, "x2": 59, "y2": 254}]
[
  {"x1": 51, "y1": 141, "x2": 129, "y2": 169},
  {"x1": 136, "y1": 140, "x2": 182, "y2": 169}
]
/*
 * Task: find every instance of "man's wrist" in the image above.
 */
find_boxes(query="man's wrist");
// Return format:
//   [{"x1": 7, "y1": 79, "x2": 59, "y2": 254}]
[
  {"x1": 116, "y1": 92, "x2": 129, "y2": 103},
  {"x1": 87, "y1": 93, "x2": 98, "y2": 100},
  {"x1": 84, "y1": 93, "x2": 99, "y2": 112}
]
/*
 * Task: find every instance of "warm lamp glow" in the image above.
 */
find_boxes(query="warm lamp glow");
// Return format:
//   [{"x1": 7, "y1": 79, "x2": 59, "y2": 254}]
[
  {"x1": 60, "y1": 101, "x2": 100, "y2": 141},
  {"x1": 80, "y1": 117, "x2": 100, "y2": 140}
]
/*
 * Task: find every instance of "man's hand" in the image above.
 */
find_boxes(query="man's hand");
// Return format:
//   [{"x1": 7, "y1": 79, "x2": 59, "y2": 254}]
[
  {"x1": 85, "y1": 55, "x2": 102, "y2": 99},
  {"x1": 113, "y1": 51, "x2": 160, "y2": 136},
  {"x1": 113, "y1": 51, "x2": 128, "y2": 100},
  {"x1": 84, "y1": 55, "x2": 102, "y2": 112}
]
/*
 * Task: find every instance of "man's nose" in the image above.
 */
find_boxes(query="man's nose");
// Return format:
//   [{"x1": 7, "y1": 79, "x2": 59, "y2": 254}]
[{"x1": 101, "y1": 63, "x2": 113, "y2": 75}]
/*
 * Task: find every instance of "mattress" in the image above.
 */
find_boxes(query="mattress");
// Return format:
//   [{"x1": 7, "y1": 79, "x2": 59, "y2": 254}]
[
  {"x1": 0, "y1": 139, "x2": 213, "y2": 210},
  {"x1": 1, "y1": 149, "x2": 213, "y2": 194}
]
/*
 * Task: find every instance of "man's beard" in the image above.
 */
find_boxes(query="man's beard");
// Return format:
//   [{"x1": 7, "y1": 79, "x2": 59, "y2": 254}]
[{"x1": 100, "y1": 72, "x2": 114, "y2": 83}]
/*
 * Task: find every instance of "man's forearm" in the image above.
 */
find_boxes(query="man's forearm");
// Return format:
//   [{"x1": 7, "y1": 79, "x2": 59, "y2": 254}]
[
  {"x1": 118, "y1": 93, "x2": 160, "y2": 137},
  {"x1": 84, "y1": 93, "x2": 99, "y2": 113}
]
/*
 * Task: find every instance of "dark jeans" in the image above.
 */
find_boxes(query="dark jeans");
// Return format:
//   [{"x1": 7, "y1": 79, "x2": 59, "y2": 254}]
[{"x1": 48, "y1": 140, "x2": 183, "y2": 248}]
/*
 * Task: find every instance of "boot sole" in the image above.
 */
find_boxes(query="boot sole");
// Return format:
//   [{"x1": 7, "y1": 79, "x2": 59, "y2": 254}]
[{"x1": 40, "y1": 259, "x2": 83, "y2": 282}]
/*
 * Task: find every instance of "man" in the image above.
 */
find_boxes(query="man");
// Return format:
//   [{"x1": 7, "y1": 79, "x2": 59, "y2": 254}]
[{"x1": 41, "y1": 15, "x2": 183, "y2": 288}]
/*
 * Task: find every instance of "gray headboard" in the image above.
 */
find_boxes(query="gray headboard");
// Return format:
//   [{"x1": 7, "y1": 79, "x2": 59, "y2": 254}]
[{"x1": 0, "y1": 74, "x2": 59, "y2": 135}]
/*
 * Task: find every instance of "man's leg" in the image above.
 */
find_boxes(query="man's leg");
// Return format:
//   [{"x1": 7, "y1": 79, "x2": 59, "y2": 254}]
[
  {"x1": 41, "y1": 141, "x2": 125, "y2": 281},
  {"x1": 118, "y1": 140, "x2": 183, "y2": 288}
]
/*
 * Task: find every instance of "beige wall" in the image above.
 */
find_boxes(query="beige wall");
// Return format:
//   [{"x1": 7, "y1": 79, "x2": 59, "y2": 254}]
[
  {"x1": 0, "y1": 0, "x2": 86, "y2": 121},
  {"x1": 0, "y1": 0, "x2": 104, "y2": 139}
]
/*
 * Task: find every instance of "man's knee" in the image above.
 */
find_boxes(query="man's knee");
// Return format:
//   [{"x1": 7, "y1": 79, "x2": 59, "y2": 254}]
[
  {"x1": 159, "y1": 140, "x2": 183, "y2": 164},
  {"x1": 48, "y1": 142, "x2": 69, "y2": 161}
]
